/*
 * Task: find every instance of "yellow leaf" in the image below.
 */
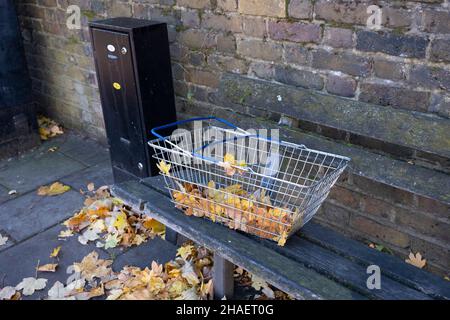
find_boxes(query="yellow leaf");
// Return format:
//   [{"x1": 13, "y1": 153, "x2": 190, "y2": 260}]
[
  {"x1": 58, "y1": 229, "x2": 73, "y2": 238},
  {"x1": 37, "y1": 263, "x2": 58, "y2": 272},
  {"x1": 50, "y1": 246, "x2": 61, "y2": 258},
  {"x1": 177, "y1": 244, "x2": 195, "y2": 260},
  {"x1": 223, "y1": 153, "x2": 236, "y2": 165},
  {"x1": 405, "y1": 252, "x2": 426, "y2": 269},
  {"x1": 37, "y1": 182, "x2": 71, "y2": 196},
  {"x1": 276, "y1": 231, "x2": 288, "y2": 247},
  {"x1": 156, "y1": 161, "x2": 171, "y2": 175},
  {"x1": 143, "y1": 218, "x2": 165, "y2": 234},
  {"x1": 114, "y1": 211, "x2": 129, "y2": 231}
]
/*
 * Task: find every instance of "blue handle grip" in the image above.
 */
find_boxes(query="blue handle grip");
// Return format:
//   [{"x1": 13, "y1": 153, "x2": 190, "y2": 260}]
[{"x1": 151, "y1": 117, "x2": 238, "y2": 140}]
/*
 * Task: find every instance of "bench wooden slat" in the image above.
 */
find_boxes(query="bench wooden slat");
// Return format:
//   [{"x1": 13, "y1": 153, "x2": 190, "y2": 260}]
[
  {"x1": 112, "y1": 180, "x2": 365, "y2": 300},
  {"x1": 300, "y1": 223, "x2": 450, "y2": 299},
  {"x1": 139, "y1": 176, "x2": 450, "y2": 299},
  {"x1": 257, "y1": 236, "x2": 431, "y2": 300}
]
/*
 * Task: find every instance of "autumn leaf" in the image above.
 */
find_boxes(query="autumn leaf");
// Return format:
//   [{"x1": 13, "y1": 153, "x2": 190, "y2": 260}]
[
  {"x1": 50, "y1": 246, "x2": 61, "y2": 258},
  {"x1": 157, "y1": 160, "x2": 171, "y2": 175},
  {"x1": 405, "y1": 252, "x2": 426, "y2": 269},
  {"x1": 58, "y1": 229, "x2": 73, "y2": 238},
  {"x1": 104, "y1": 233, "x2": 120, "y2": 249},
  {"x1": 113, "y1": 211, "x2": 129, "y2": 231},
  {"x1": 177, "y1": 244, "x2": 195, "y2": 260},
  {"x1": 0, "y1": 286, "x2": 16, "y2": 300},
  {"x1": 87, "y1": 183, "x2": 95, "y2": 192},
  {"x1": 15, "y1": 277, "x2": 47, "y2": 296},
  {"x1": 250, "y1": 274, "x2": 269, "y2": 291},
  {"x1": 143, "y1": 218, "x2": 165, "y2": 234},
  {"x1": 0, "y1": 233, "x2": 8, "y2": 246},
  {"x1": 37, "y1": 182, "x2": 71, "y2": 196},
  {"x1": 37, "y1": 263, "x2": 58, "y2": 272}
]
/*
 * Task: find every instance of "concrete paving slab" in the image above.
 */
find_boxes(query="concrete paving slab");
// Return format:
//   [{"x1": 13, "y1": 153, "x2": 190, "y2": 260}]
[
  {"x1": 112, "y1": 236, "x2": 177, "y2": 271},
  {"x1": 0, "y1": 189, "x2": 84, "y2": 242},
  {"x1": 0, "y1": 151, "x2": 86, "y2": 194},
  {"x1": 60, "y1": 161, "x2": 113, "y2": 192},
  {"x1": 0, "y1": 223, "x2": 109, "y2": 300},
  {"x1": 58, "y1": 136, "x2": 110, "y2": 167}
]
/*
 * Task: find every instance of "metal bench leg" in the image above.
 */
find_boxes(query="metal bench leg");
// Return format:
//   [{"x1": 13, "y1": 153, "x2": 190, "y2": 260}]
[
  {"x1": 165, "y1": 227, "x2": 178, "y2": 245},
  {"x1": 213, "y1": 253, "x2": 234, "y2": 299}
]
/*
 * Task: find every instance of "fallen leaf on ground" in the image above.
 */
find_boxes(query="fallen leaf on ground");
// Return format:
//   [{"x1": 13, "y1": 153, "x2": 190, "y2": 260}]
[
  {"x1": 37, "y1": 182, "x2": 71, "y2": 196},
  {"x1": 58, "y1": 229, "x2": 73, "y2": 238},
  {"x1": 37, "y1": 263, "x2": 58, "y2": 272},
  {"x1": 177, "y1": 244, "x2": 195, "y2": 260},
  {"x1": 0, "y1": 286, "x2": 16, "y2": 300},
  {"x1": 0, "y1": 234, "x2": 8, "y2": 246},
  {"x1": 405, "y1": 252, "x2": 426, "y2": 269},
  {"x1": 38, "y1": 116, "x2": 64, "y2": 140},
  {"x1": 15, "y1": 277, "x2": 47, "y2": 296},
  {"x1": 50, "y1": 246, "x2": 61, "y2": 258},
  {"x1": 87, "y1": 183, "x2": 95, "y2": 192}
]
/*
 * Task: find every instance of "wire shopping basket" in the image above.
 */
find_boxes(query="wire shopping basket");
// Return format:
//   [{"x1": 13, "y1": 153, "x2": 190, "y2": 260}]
[{"x1": 148, "y1": 117, "x2": 350, "y2": 245}]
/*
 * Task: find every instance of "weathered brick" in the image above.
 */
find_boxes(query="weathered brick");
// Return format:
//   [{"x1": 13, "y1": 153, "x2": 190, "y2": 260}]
[
  {"x1": 179, "y1": 29, "x2": 216, "y2": 49},
  {"x1": 350, "y1": 215, "x2": 410, "y2": 248},
  {"x1": 323, "y1": 27, "x2": 353, "y2": 48},
  {"x1": 237, "y1": 38, "x2": 283, "y2": 61},
  {"x1": 288, "y1": 0, "x2": 313, "y2": 19},
  {"x1": 108, "y1": 1, "x2": 132, "y2": 17},
  {"x1": 356, "y1": 30, "x2": 428, "y2": 58},
  {"x1": 238, "y1": 0, "x2": 286, "y2": 18},
  {"x1": 312, "y1": 49, "x2": 371, "y2": 77},
  {"x1": 316, "y1": 202, "x2": 351, "y2": 227},
  {"x1": 274, "y1": 66, "x2": 324, "y2": 90},
  {"x1": 268, "y1": 21, "x2": 321, "y2": 43},
  {"x1": 217, "y1": 0, "x2": 237, "y2": 12},
  {"x1": 422, "y1": 9, "x2": 450, "y2": 33},
  {"x1": 429, "y1": 94, "x2": 450, "y2": 118},
  {"x1": 284, "y1": 43, "x2": 310, "y2": 65},
  {"x1": 326, "y1": 73, "x2": 357, "y2": 97},
  {"x1": 208, "y1": 54, "x2": 249, "y2": 74},
  {"x1": 181, "y1": 9, "x2": 200, "y2": 28},
  {"x1": 359, "y1": 82, "x2": 429, "y2": 112},
  {"x1": 186, "y1": 68, "x2": 220, "y2": 88},
  {"x1": 242, "y1": 16, "x2": 266, "y2": 38},
  {"x1": 248, "y1": 62, "x2": 275, "y2": 80},
  {"x1": 382, "y1": 7, "x2": 414, "y2": 29},
  {"x1": 315, "y1": 0, "x2": 367, "y2": 25},
  {"x1": 328, "y1": 186, "x2": 361, "y2": 210},
  {"x1": 216, "y1": 34, "x2": 236, "y2": 53},
  {"x1": 373, "y1": 59, "x2": 407, "y2": 81},
  {"x1": 409, "y1": 65, "x2": 450, "y2": 91},
  {"x1": 177, "y1": 0, "x2": 210, "y2": 9},
  {"x1": 430, "y1": 39, "x2": 450, "y2": 63},
  {"x1": 201, "y1": 12, "x2": 242, "y2": 32},
  {"x1": 360, "y1": 196, "x2": 396, "y2": 222}
]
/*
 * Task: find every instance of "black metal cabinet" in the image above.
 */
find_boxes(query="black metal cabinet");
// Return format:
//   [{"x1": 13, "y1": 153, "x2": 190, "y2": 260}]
[{"x1": 89, "y1": 18, "x2": 177, "y2": 182}]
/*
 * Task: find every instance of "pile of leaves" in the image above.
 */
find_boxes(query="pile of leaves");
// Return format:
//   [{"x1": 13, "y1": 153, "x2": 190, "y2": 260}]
[
  {"x1": 60, "y1": 184, "x2": 165, "y2": 249},
  {"x1": 0, "y1": 243, "x2": 213, "y2": 300},
  {"x1": 158, "y1": 158, "x2": 302, "y2": 246},
  {"x1": 38, "y1": 115, "x2": 64, "y2": 140},
  {"x1": 234, "y1": 267, "x2": 293, "y2": 300}
]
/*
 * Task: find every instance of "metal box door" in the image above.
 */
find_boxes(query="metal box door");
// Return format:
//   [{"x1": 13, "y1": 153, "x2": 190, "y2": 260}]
[{"x1": 91, "y1": 28, "x2": 147, "y2": 178}]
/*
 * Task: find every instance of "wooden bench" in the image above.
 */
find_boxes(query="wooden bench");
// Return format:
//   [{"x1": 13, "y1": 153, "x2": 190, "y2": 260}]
[{"x1": 111, "y1": 176, "x2": 450, "y2": 300}]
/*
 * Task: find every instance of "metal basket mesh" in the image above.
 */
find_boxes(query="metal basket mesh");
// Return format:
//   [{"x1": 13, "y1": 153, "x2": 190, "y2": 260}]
[{"x1": 148, "y1": 122, "x2": 349, "y2": 244}]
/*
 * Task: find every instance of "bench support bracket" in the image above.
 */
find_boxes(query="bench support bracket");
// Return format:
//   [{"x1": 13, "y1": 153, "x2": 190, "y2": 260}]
[{"x1": 213, "y1": 253, "x2": 234, "y2": 299}]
